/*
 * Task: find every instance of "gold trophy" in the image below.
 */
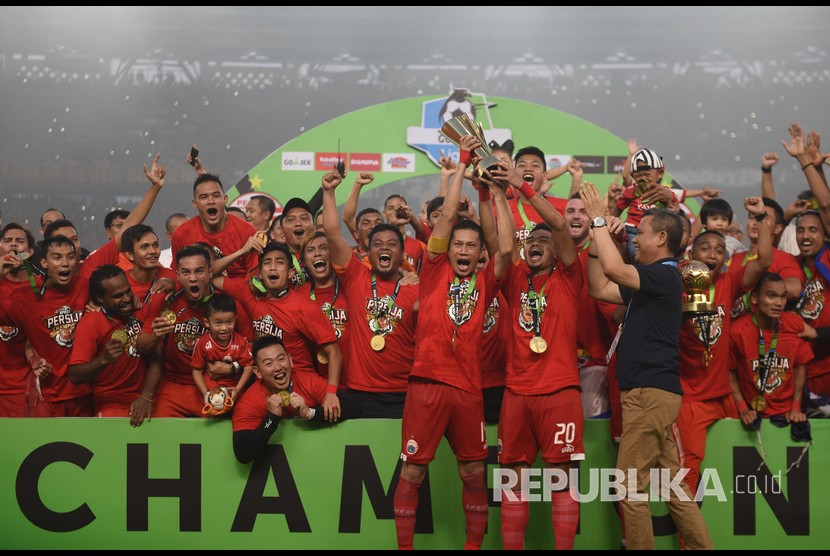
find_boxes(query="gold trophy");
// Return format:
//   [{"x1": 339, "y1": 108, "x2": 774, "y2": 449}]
[
  {"x1": 680, "y1": 260, "x2": 717, "y2": 365},
  {"x1": 256, "y1": 232, "x2": 269, "y2": 246},
  {"x1": 439, "y1": 114, "x2": 503, "y2": 182},
  {"x1": 679, "y1": 260, "x2": 716, "y2": 315}
]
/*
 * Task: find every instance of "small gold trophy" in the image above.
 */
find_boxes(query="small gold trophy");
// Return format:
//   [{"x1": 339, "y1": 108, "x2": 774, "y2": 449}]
[
  {"x1": 680, "y1": 260, "x2": 717, "y2": 365},
  {"x1": 256, "y1": 232, "x2": 269, "y2": 246},
  {"x1": 439, "y1": 114, "x2": 503, "y2": 183}
]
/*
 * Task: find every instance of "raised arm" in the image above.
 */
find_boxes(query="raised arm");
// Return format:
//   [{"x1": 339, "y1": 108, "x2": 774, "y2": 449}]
[
  {"x1": 783, "y1": 123, "x2": 830, "y2": 231},
  {"x1": 566, "y1": 158, "x2": 584, "y2": 199},
  {"x1": 341, "y1": 172, "x2": 374, "y2": 238},
  {"x1": 760, "y1": 152, "x2": 779, "y2": 200},
  {"x1": 742, "y1": 196, "x2": 774, "y2": 290},
  {"x1": 212, "y1": 235, "x2": 263, "y2": 276},
  {"x1": 113, "y1": 154, "x2": 166, "y2": 250},
  {"x1": 320, "y1": 170, "x2": 353, "y2": 268}
]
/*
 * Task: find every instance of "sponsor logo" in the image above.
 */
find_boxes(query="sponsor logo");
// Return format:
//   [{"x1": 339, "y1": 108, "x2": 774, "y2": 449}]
[
  {"x1": 382, "y1": 153, "x2": 415, "y2": 173},
  {"x1": 316, "y1": 152, "x2": 346, "y2": 172},
  {"x1": 348, "y1": 153, "x2": 381, "y2": 172},
  {"x1": 406, "y1": 87, "x2": 511, "y2": 168},
  {"x1": 573, "y1": 155, "x2": 605, "y2": 174},
  {"x1": 607, "y1": 156, "x2": 628, "y2": 174},
  {"x1": 562, "y1": 444, "x2": 575, "y2": 454},
  {"x1": 546, "y1": 155, "x2": 571, "y2": 170},
  {"x1": 281, "y1": 152, "x2": 314, "y2": 171},
  {"x1": 45, "y1": 306, "x2": 83, "y2": 348}
]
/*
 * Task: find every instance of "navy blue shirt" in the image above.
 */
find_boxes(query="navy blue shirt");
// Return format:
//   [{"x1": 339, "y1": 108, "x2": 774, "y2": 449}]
[{"x1": 618, "y1": 257, "x2": 683, "y2": 394}]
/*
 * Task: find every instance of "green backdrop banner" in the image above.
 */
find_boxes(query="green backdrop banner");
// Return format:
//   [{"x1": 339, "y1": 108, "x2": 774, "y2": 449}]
[
  {"x1": 0, "y1": 419, "x2": 823, "y2": 549},
  {"x1": 226, "y1": 93, "x2": 684, "y2": 212}
]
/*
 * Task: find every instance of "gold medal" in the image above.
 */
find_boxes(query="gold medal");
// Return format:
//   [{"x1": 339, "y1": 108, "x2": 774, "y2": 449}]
[
  {"x1": 111, "y1": 329, "x2": 129, "y2": 344},
  {"x1": 18, "y1": 251, "x2": 31, "y2": 261},
  {"x1": 751, "y1": 395, "x2": 767, "y2": 412},
  {"x1": 529, "y1": 336, "x2": 548, "y2": 354},
  {"x1": 256, "y1": 232, "x2": 269, "y2": 246},
  {"x1": 161, "y1": 309, "x2": 177, "y2": 325},
  {"x1": 371, "y1": 334, "x2": 386, "y2": 351},
  {"x1": 277, "y1": 389, "x2": 291, "y2": 407},
  {"x1": 317, "y1": 350, "x2": 329, "y2": 364}
]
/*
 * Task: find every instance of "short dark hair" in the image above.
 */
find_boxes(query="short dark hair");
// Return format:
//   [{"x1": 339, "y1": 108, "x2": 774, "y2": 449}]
[
  {"x1": 40, "y1": 208, "x2": 65, "y2": 227},
  {"x1": 514, "y1": 146, "x2": 547, "y2": 170},
  {"x1": 752, "y1": 271, "x2": 784, "y2": 296},
  {"x1": 40, "y1": 235, "x2": 76, "y2": 260},
  {"x1": 368, "y1": 223, "x2": 405, "y2": 249},
  {"x1": 384, "y1": 194, "x2": 406, "y2": 209},
  {"x1": 259, "y1": 241, "x2": 292, "y2": 267},
  {"x1": 699, "y1": 198, "x2": 733, "y2": 226},
  {"x1": 268, "y1": 214, "x2": 283, "y2": 235},
  {"x1": 121, "y1": 224, "x2": 156, "y2": 254},
  {"x1": 193, "y1": 173, "x2": 224, "y2": 194},
  {"x1": 450, "y1": 219, "x2": 485, "y2": 247},
  {"x1": 357, "y1": 207, "x2": 383, "y2": 226},
  {"x1": 205, "y1": 292, "x2": 237, "y2": 317},
  {"x1": 89, "y1": 264, "x2": 126, "y2": 303},
  {"x1": 427, "y1": 196, "x2": 445, "y2": 218},
  {"x1": 252, "y1": 335, "x2": 286, "y2": 363},
  {"x1": 251, "y1": 195, "x2": 276, "y2": 220},
  {"x1": 761, "y1": 197, "x2": 786, "y2": 227},
  {"x1": 1, "y1": 223, "x2": 36, "y2": 251},
  {"x1": 43, "y1": 219, "x2": 76, "y2": 240},
  {"x1": 227, "y1": 206, "x2": 246, "y2": 217},
  {"x1": 530, "y1": 222, "x2": 553, "y2": 235},
  {"x1": 175, "y1": 243, "x2": 211, "y2": 266},
  {"x1": 642, "y1": 208, "x2": 683, "y2": 256},
  {"x1": 692, "y1": 229, "x2": 726, "y2": 250},
  {"x1": 165, "y1": 212, "x2": 188, "y2": 233},
  {"x1": 104, "y1": 210, "x2": 130, "y2": 229}
]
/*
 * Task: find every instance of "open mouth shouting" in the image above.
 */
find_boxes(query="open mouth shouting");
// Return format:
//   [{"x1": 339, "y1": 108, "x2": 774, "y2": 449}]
[
  {"x1": 455, "y1": 256, "x2": 472, "y2": 274},
  {"x1": 527, "y1": 245, "x2": 544, "y2": 265},
  {"x1": 377, "y1": 252, "x2": 393, "y2": 271},
  {"x1": 206, "y1": 207, "x2": 219, "y2": 220}
]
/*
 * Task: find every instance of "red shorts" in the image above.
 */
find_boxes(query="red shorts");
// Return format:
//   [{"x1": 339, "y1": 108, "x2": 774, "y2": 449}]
[
  {"x1": 153, "y1": 378, "x2": 204, "y2": 417},
  {"x1": 0, "y1": 393, "x2": 29, "y2": 417},
  {"x1": 32, "y1": 394, "x2": 93, "y2": 417},
  {"x1": 95, "y1": 402, "x2": 131, "y2": 417},
  {"x1": 400, "y1": 379, "x2": 487, "y2": 465},
  {"x1": 498, "y1": 387, "x2": 585, "y2": 465}
]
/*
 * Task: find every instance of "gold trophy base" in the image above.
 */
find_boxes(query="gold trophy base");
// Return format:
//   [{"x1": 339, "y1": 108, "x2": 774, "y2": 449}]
[{"x1": 682, "y1": 298, "x2": 717, "y2": 315}]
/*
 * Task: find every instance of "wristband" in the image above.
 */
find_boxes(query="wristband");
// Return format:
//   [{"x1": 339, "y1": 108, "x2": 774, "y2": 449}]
[
  {"x1": 792, "y1": 399, "x2": 802, "y2": 413},
  {"x1": 477, "y1": 184, "x2": 491, "y2": 202},
  {"x1": 518, "y1": 181, "x2": 537, "y2": 200},
  {"x1": 326, "y1": 384, "x2": 338, "y2": 394},
  {"x1": 736, "y1": 399, "x2": 749, "y2": 413},
  {"x1": 587, "y1": 253, "x2": 599, "y2": 259},
  {"x1": 754, "y1": 212, "x2": 769, "y2": 222},
  {"x1": 802, "y1": 162, "x2": 813, "y2": 171},
  {"x1": 761, "y1": 166, "x2": 772, "y2": 174},
  {"x1": 459, "y1": 149, "x2": 472, "y2": 168}
]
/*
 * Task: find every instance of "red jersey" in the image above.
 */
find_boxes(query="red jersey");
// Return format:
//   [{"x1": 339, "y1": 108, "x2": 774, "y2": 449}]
[
  {"x1": 481, "y1": 292, "x2": 508, "y2": 389},
  {"x1": 127, "y1": 267, "x2": 177, "y2": 305},
  {"x1": 404, "y1": 235, "x2": 425, "y2": 272},
  {"x1": 0, "y1": 279, "x2": 33, "y2": 394},
  {"x1": 576, "y1": 248, "x2": 616, "y2": 367},
  {"x1": 508, "y1": 195, "x2": 567, "y2": 251},
  {"x1": 142, "y1": 290, "x2": 209, "y2": 384},
  {"x1": 679, "y1": 264, "x2": 748, "y2": 402},
  {"x1": 615, "y1": 185, "x2": 679, "y2": 228},
  {"x1": 69, "y1": 295, "x2": 163, "y2": 406},
  {"x1": 730, "y1": 312, "x2": 813, "y2": 417},
  {"x1": 171, "y1": 215, "x2": 257, "y2": 278},
  {"x1": 296, "y1": 279, "x2": 350, "y2": 380},
  {"x1": 728, "y1": 248, "x2": 803, "y2": 318},
  {"x1": 287, "y1": 249, "x2": 310, "y2": 289},
  {"x1": 78, "y1": 240, "x2": 120, "y2": 278},
  {"x1": 503, "y1": 258, "x2": 583, "y2": 395},
  {"x1": 796, "y1": 249, "x2": 830, "y2": 379},
  {"x1": 411, "y1": 253, "x2": 500, "y2": 394},
  {"x1": 221, "y1": 278, "x2": 338, "y2": 376},
  {"x1": 333, "y1": 254, "x2": 419, "y2": 392},
  {"x1": 231, "y1": 372, "x2": 328, "y2": 432},
  {"x1": 0, "y1": 276, "x2": 91, "y2": 402},
  {"x1": 191, "y1": 330, "x2": 253, "y2": 388}
]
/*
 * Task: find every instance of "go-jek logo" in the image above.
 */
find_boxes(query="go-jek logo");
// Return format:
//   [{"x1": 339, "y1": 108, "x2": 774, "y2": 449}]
[{"x1": 406, "y1": 87, "x2": 511, "y2": 167}]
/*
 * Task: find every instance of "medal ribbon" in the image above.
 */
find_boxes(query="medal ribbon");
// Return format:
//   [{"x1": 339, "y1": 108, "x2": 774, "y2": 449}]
[
  {"x1": 371, "y1": 273, "x2": 401, "y2": 335},
  {"x1": 751, "y1": 315, "x2": 779, "y2": 397}
]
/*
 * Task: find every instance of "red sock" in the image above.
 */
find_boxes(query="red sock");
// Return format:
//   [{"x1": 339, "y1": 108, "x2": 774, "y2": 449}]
[
  {"x1": 393, "y1": 476, "x2": 421, "y2": 550},
  {"x1": 551, "y1": 490, "x2": 579, "y2": 550},
  {"x1": 500, "y1": 496, "x2": 528, "y2": 550},
  {"x1": 461, "y1": 469, "x2": 489, "y2": 549}
]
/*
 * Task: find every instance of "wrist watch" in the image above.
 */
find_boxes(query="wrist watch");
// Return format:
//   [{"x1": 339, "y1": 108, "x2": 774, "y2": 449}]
[
  {"x1": 590, "y1": 216, "x2": 607, "y2": 229},
  {"x1": 231, "y1": 361, "x2": 241, "y2": 375}
]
